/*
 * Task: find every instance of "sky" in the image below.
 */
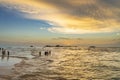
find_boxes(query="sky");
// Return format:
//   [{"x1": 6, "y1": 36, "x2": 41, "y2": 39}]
[{"x1": 0, "y1": 0, "x2": 120, "y2": 47}]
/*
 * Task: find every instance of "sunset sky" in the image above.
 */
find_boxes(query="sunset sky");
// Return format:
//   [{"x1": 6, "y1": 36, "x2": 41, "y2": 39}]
[{"x1": 0, "y1": 0, "x2": 120, "y2": 47}]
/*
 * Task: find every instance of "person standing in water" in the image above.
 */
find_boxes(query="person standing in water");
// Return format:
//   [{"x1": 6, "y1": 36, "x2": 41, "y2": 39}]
[
  {"x1": 0, "y1": 48, "x2": 1, "y2": 53},
  {"x1": 7, "y1": 51, "x2": 10, "y2": 61},
  {"x1": 45, "y1": 51, "x2": 48, "y2": 56},
  {"x1": 2, "y1": 49, "x2": 5, "y2": 55},
  {"x1": 39, "y1": 51, "x2": 41, "y2": 56},
  {"x1": 7, "y1": 51, "x2": 10, "y2": 56},
  {"x1": 1, "y1": 49, "x2": 5, "y2": 60}
]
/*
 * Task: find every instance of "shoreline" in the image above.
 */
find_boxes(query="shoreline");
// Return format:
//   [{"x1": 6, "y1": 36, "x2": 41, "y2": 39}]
[
  {"x1": 0, "y1": 53, "x2": 38, "y2": 80},
  {"x1": 11, "y1": 56, "x2": 53, "y2": 80},
  {"x1": 0, "y1": 52, "x2": 54, "y2": 80}
]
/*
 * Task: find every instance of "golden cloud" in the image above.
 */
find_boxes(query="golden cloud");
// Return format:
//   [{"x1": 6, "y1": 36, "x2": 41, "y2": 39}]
[{"x1": 0, "y1": 0, "x2": 120, "y2": 34}]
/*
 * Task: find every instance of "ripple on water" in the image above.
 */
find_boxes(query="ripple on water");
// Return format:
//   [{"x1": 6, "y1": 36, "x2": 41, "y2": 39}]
[{"x1": 45, "y1": 49, "x2": 120, "y2": 80}]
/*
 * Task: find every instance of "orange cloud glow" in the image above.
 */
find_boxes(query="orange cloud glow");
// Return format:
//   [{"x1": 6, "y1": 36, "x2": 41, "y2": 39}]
[{"x1": 0, "y1": 0, "x2": 120, "y2": 34}]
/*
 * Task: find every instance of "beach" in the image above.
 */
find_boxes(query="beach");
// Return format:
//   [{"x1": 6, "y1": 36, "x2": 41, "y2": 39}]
[
  {"x1": 1, "y1": 0, "x2": 120, "y2": 80},
  {"x1": 0, "y1": 47, "x2": 120, "y2": 80}
]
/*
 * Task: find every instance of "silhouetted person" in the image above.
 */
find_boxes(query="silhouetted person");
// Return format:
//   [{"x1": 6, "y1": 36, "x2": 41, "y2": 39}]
[
  {"x1": 44, "y1": 50, "x2": 51, "y2": 56},
  {"x1": 39, "y1": 51, "x2": 41, "y2": 56},
  {"x1": 45, "y1": 51, "x2": 49, "y2": 56},
  {"x1": 2, "y1": 49, "x2": 6, "y2": 55},
  {"x1": 7, "y1": 51, "x2": 10, "y2": 56},
  {"x1": 0, "y1": 48, "x2": 1, "y2": 51}
]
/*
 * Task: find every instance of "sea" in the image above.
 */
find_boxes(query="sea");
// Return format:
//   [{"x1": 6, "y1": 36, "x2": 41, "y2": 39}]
[{"x1": 0, "y1": 46, "x2": 120, "y2": 80}]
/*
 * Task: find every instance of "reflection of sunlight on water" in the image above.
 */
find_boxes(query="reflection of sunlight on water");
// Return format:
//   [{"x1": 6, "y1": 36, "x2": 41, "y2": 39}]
[
  {"x1": 0, "y1": 47, "x2": 120, "y2": 80},
  {"x1": 46, "y1": 47, "x2": 120, "y2": 80}
]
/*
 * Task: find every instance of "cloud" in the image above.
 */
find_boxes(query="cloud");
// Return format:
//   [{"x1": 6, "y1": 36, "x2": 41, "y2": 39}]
[
  {"x1": 48, "y1": 26, "x2": 115, "y2": 34},
  {"x1": 40, "y1": 27, "x2": 46, "y2": 30},
  {"x1": 0, "y1": 0, "x2": 120, "y2": 34}
]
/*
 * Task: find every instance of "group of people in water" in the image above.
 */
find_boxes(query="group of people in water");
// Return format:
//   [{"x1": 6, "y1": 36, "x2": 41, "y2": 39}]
[
  {"x1": 0, "y1": 48, "x2": 10, "y2": 56},
  {"x1": 0, "y1": 47, "x2": 51, "y2": 60},
  {"x1": 39, "y1": 50, "x2": 51, "y2": 56},
  {"x1": 0, "y1": 48, "x2": 10, "y2": 60}
]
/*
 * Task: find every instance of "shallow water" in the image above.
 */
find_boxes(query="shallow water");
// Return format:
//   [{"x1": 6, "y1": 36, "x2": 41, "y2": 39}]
[
  {"x1": 0, "y1": 47, "x2": 34, "y2": 75},
  {"x1": 33, "y1": 47, "x2": 120, "y2": 80},
  {"x1": 1, "y1": 47, "x2": 120, "y2": 80},
  {"x1": 5, "y1": 47, "x2": 36, "y2": 59},
  {"x1": 0, "y1": 56, "x2": 21, "y2": 75}
]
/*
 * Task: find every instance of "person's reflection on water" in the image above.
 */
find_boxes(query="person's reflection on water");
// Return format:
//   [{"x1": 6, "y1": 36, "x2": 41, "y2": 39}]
[
  {"x1": 7, "y1": 55, "x2": 9, "y2": 61},
  {"x1": 7, "y1": 51, "x2": 10, "y2": 61},
  {"x1": 2, "y1": 49, "x2": 6, "y2": 55},
  {"x1": 2, "y1": 48, "x2": 4, "y2": 51},
  {"x1": 7, "y1": 51, "x2": 10, "y2": 56},
  {"x1": 1, "y1": 49, "x2": 5, "y2": 61},
  {"x1": 1, "y1": 53, "x2": 5, "y2": 61}
]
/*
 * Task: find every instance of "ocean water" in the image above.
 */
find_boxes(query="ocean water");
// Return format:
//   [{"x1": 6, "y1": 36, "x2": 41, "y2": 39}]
[
  {"x1": 0, "y1": 56, "x2": 21, "y2": 75},
  {"x1": 0, "y1": 47, "x2": 34, "y2": 76},
  {"x1": 35, "y1": 47, "x2": 120, "y2": 80},
  {"x1": 0, "y1": 47, "x2": 120, "y2": 80}
]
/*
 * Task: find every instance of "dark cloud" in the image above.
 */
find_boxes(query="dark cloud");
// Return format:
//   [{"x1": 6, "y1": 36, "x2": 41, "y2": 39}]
[
  {"x1": 38, "y1": 0, "x2": 120, "y2": 21},
  {"x1": 99, "y1": 0, "x2": 120, "y2": 8}
]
